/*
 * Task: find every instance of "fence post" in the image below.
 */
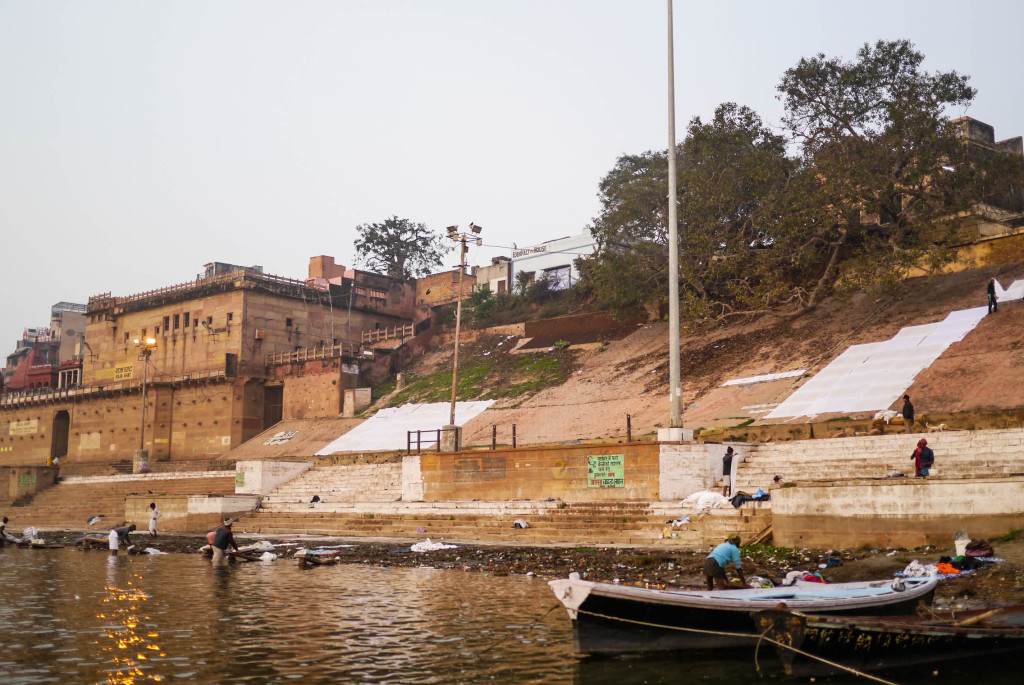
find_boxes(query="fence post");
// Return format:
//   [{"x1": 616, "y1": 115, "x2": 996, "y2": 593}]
[
  {"x1": 492, "y1": 425, "x2": 497, "y2": 450},
  {"x1": 436, "y1": 428, "x2": 442, "y2": 452},
  {"x1": 626, "y1": 414, "x2": 632, "y2": 443},
  {"x1": 512, "y1": 424, "x2": 517, "y2": 449}
]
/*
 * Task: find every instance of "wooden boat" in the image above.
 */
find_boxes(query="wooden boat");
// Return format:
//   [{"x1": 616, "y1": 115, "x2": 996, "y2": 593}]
[
  {"x1": 549, "y1": 574, "x2": 938, "y2": 655},
  {"x1": 296, "y1": 550, "x2": 342, "y2": 567},
  {"x1": 753, "y1": 605, "x2": 1024, "y2": 676}
]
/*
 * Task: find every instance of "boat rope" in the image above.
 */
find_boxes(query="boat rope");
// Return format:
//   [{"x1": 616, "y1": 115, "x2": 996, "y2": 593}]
[
  {"x1": 574, "y1": 608, "x2": 901, "y2": 685},
  {"x1": 475, "y1": 602, "x2": 565, "y2": 656}
]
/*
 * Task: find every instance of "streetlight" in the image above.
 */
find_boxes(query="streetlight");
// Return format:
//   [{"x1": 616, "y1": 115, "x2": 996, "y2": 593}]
[
  {"x1": 442, "y1": 223, "x2": 483, "y2": 450},
  {"x1": 133, "y1": 336, "x2": 157, "y2": 472}
]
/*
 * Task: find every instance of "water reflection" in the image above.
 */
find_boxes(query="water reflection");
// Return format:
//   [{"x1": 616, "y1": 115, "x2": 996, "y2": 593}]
[
  {"x1": 4, "y1": 549, "x2": 1020, "y2": 685},
  {"x1": 96, "y1": 557, "x2": 163, "y2": 684},
  {"x1": 0, "y1": 548, "x2": 576, "y2": 684}
]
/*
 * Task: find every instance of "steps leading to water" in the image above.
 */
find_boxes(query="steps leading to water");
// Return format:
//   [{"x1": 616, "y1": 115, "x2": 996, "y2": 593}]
[
  {"x1": 734, "y1": 428, "x2": 1024, "y2": 492},
  {"x1": 235, "y1": 497, "x2": 770, "y2": 549},
  {"x1": 7, "y1": 473, "x2": 237, "y2": 531}
]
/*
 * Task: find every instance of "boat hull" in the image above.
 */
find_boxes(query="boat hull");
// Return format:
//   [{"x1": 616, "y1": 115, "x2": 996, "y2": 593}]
[
  {"x1": 550, "y1": 577, "x2": 938, "y2": 655},
  {"x1": 756, "y1": 606, "x2": 1024, "y2": 676}
]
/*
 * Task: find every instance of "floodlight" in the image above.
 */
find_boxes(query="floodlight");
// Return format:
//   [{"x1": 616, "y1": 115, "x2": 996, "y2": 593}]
[{"x1": 470, "y1": 223, "x2": 482, "y2": 234}]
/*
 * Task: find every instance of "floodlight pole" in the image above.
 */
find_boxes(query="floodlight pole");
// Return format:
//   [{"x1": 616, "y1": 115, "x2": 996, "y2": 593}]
[
  {"x1": 666, "y1": 0, "x2": 682, "y2": 428},
  {"x1": 449, "y1": 236, "x2": 468, "y2": 427},
  {"x1": 442, "y1": 223, "x2": 482, "y2": 450}
]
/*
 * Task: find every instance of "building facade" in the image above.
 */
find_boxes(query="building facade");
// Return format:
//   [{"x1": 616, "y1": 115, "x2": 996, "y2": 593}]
[{"x1": 510, "y1": 232, "x2": 596, "y2": 290}]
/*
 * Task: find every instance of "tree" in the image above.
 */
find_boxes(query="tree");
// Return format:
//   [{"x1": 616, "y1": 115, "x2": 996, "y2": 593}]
[
  {"x1": 776, "y1": 39, "x2": 1020, "y2": 308},
  {"x1": 353, "y1": 216, "x2": 450, "y2": 279},
  {"x1": 581, "y1": 40, "x2": 1022, "y2": 318},
  {"x1": 582, "y1": 104, "x2": 793, "y2": 318}
]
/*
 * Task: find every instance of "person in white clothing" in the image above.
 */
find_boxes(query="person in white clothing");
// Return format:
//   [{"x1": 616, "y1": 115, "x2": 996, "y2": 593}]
[{"x1": 148, "y1": 503, "x2": 162, "y2": 538}]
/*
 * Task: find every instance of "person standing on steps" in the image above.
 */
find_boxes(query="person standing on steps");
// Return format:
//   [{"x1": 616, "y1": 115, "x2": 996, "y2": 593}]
[
  {"x1": 911, "y1": 438, "x2": 934, "y2": 477},
  {"x1": 721, "y1": 446, "x2": 734, "y2": 497},
  {"x1": 988, "y1": 278, "x2": 998, "y2": 314},
  {"x1": 901, "y1": 394, "x2": 916, "y2": 433}
]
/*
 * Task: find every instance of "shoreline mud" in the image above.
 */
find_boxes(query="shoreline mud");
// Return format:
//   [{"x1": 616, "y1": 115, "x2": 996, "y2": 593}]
[{"x1": 15, "y1": 530, "x2": 1024, "y2": 611}]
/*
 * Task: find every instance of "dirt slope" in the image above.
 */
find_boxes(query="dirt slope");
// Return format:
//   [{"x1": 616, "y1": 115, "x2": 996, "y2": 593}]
[{"x1": 379, "y1": 262, "x2": 1024, "y2": 446}]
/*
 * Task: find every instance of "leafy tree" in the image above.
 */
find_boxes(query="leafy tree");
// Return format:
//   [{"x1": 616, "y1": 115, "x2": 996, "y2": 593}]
[
  {"x1": 353, "y1": 216, "x2": 450, "y2": 279},
  {"x1": 582, "y1": 40, "x2": 1022, "y2": 318},
  {"x1": 583, "y1": 104, "x2": 793, "y2": 318},
  {"x1": 777, "y1": 39, "x2": 1021, "y2": 308}
]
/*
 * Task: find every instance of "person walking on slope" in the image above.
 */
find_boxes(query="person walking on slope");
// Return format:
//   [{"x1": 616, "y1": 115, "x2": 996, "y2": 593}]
[
  {"x1": 988, "y1": 278, "x2": 998, "y2": 314},
  {"x1": 901, "y1": 394, "x2": 916, "y2": 433},
  {"x1": 704, "y1": 534, "x2": 746, "y2": 590},
  {"x1": 911, "y1": 438, "x2": 934, "y2": 478},
  {"x1": 148, "y1": 502, "x2": 162, "y2": 539}
]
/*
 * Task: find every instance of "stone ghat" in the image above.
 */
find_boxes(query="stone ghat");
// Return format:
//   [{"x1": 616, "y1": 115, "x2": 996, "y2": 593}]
[
  {"x1": 733, "y1": 427, "x2": 1024, "y2": 493},
  {"x1": 235, "y1": 500, "x2": 769, "y2": 550},
  {"x1": 8, "y1": 473, "x2": 237, "y2": 531}
]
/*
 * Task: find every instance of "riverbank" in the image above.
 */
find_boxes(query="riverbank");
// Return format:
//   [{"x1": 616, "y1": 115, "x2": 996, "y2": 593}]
[{"x1": 22, "y1": 529, "x2": 1024, "y2": 611}]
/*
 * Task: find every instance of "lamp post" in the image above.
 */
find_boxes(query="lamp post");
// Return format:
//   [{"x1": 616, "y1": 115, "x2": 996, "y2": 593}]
[
  {"x1": 442, "y1": 222, "x2": 483, "y2": 451},
  {"x1": 133, "y1": 336, "x2": 157, "y2": 472}
]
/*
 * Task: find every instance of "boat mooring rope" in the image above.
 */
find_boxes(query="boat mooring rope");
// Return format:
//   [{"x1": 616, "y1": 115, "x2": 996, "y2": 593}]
[{"x1": 574, "y1": 608, "x2": 901, "y2": 685}]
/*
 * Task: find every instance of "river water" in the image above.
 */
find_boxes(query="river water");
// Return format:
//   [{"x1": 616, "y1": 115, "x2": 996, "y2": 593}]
[{"x1": 0, "y1": 547, "x2": 1018, "y2": 684}]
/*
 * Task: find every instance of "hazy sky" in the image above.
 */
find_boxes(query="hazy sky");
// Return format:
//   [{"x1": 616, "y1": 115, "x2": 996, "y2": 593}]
[{"x1": 1, "y1": 1, "x2": 1021, "y2": 354}]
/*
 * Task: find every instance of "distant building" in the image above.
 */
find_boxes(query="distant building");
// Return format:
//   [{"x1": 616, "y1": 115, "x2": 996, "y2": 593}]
[
  {"x1": 473, "y1": 256, "x2": 512, "y2": 294},
  {"x1": 0, "y1": 260, "x2": 416, "y2": 466},
  {"x1": 2, "y1": 303, "x2": 86, "y2": 392},
  {"x1": 510, "y1": 232, "x2": 596, "y2": 290},
  {"x1": 415, "y1": 268, "x2": 476, "y2": 308}
]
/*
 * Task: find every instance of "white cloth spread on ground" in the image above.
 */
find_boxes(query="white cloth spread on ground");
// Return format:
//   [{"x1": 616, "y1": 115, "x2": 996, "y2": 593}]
[
  {"x1": 411, "y1": 538, "x2": 457, "y2": 552},
  {"x1": 680, "y1": 491, "x2": 729, "y2": 516},
  {"x1": 315, "y1": 401, "x2": 495, "y2": 454},
  {"x1": 722, "y1": 370, "x2": 805, "y2": 387}
]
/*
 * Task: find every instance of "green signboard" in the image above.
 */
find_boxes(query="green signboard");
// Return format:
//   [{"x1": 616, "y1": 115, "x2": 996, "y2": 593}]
[
  {"x1": 18, "y1": 474, "x2": 37, "y2": 487},
  {"x1": 235, "y1": 472, "x2": 245, "y2": 488},
  {"x1": 587, "y1": 454, "x2": 624, "y2": 488}
]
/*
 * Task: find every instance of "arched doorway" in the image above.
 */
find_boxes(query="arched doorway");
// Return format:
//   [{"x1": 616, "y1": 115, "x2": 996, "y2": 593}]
[{"x1": 51, "y1": 410, "x2": 70, "y2": 462}]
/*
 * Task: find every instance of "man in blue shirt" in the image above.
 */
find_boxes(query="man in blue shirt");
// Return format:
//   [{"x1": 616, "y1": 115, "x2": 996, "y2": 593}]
[{"x1": 704, "y1": 534, "x2": 746, "y2": 590}]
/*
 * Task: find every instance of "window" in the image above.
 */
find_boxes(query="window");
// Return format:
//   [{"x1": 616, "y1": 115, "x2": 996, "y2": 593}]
[
  {"x1": 184, "y1": 313, "x2": 190, "y2": 327},
  {"x1": 227, "y1": 312, "x2": 233, "y2": 322},
  {"x1": 206, "y1": 316, "x2": 213, "y2": 327},
  {"x1": 163, "y1": 316, "x2": 170, "y2": 330},
  {"x1": 124, "y1": 332, "x2": 129, "y2": 342},
  {"x1": 173, "y1": 314, "x2": 180, "y2": 330},
  {"x1": 286, "y1": 318, "x2": 293, "y2": 327},
  {"x1": 155, "y1": 326, "x2": 161, "y2": 335},
  {"x1": 193, "y1": 314, "x2": 199, "y2": 327}
]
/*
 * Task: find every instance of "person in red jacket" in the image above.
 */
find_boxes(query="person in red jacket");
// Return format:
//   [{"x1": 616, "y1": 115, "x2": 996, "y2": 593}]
[{"x1": 911, "y1": 438, "x2": 934, "y2": 477}]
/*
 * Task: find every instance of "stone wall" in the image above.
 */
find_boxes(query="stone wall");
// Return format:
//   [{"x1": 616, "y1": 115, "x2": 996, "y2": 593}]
[
  {"x1": 0, "y1": 378, "x2": 270, "y2": 467},
  {"x1": 405, "y1": 443, "x2": 661, "y2": 502},
  {"x1": 772, "y1": 477, "x2": 1024, "y2": 548}
]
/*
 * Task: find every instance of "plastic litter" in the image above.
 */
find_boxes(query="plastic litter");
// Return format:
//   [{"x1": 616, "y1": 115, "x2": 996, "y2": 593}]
[
  {"x1": 746, "y1": 575, "x2": 775, "y2": 588},
  {"x1": 954, "y1": 529, "x2": 970, "y2": 557},
  {"x1": 513, "y1": 519, "x2": 530, "y2": 529}
]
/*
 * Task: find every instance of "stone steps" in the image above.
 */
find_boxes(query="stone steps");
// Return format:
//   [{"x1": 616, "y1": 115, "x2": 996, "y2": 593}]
[
  {"x1": 734, "y1": 428, "x2": 1024, "y2": 492},
  {"x1": 8, "y1": 474, "x2": 237, "y2": 531}
]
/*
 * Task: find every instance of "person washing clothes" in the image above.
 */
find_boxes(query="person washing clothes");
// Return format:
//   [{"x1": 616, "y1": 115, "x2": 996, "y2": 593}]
[
  {"x1": 704, "y1": 534, "x2": 746, "y2": 590},
  {"x1": 911, "y1": 438, "x2": 934, "y2": 477}
]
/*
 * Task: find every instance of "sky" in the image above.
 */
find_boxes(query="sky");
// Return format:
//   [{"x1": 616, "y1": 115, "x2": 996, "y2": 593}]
[{"x1": 1, "y1": 0, "x2": 1022, "y2": 354}]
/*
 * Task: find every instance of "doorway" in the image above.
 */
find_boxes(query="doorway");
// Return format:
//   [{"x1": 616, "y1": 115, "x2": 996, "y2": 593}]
[{"x1": 51, "y1": 410, "x2": 70, "y2": 462}]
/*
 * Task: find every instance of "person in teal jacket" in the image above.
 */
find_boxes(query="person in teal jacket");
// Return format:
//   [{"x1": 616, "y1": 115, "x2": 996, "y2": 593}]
[{"x1": 704, "y1": 534, "x2": 746, "y2": 590}]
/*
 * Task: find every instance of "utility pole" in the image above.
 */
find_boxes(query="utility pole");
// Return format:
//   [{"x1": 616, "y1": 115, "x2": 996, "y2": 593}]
[
  {"x1": 666, "y1": 0, "x2": 682, "y2": 429},
  {"x1": 442, "y1": 223, "x2": 483, "y2": 450}
]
